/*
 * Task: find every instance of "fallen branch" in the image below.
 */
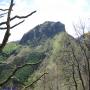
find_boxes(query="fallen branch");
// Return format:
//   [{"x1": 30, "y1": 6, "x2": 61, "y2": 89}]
[{"x1": 23, "y1": 72, "x2": 48, "y2": 89}]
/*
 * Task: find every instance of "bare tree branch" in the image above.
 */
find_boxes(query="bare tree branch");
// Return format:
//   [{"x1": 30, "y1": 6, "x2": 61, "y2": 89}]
[
  {"x1": 0, "y1": 0, "x2": 36, "y2": 51},
  {"x1": 0, "y1": 20, "x2": 24, "y2": 30},
  {"x1": 10, "y1": 20, "x2": 25, "y2": 29},
  {"x1": 0, "y1": 9, "x2": 9, "y2": 11},
  {"x1": 0, "y1": 11, "x2": 36, "y2": 26},
  {"x1": 11, "y1": 11, "x2": 36, "y2": 20},
  {"x1": 0, "y1": 21, "x2": 6, "y2": 26}
]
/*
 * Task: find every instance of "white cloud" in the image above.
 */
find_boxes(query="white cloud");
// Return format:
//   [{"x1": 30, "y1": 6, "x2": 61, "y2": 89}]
[{"x1": 0, "y1": 0, "x2": 90, "y2": 42}]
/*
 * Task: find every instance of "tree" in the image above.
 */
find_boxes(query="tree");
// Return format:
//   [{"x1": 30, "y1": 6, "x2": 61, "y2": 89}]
[
  {"x1": 61, "y1": 21, "x2": 90, "y2": 90},
  {"x1": 0, "y1": 0, "x2": 36, "y2": 51},
  {"x1": 0, "y1": 0, "x2": 37, "y2": 88},
  {"x1": 73, "y1": 22, "x2": 90, "y2": 90},
  {"x1": 0, "y1": 1, "x2": 48, "y2": 89}
]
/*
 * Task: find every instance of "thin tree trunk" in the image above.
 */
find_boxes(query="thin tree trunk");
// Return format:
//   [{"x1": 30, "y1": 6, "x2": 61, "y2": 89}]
[
  {"x1": 72, "y1": 64, "x2": 78, "y2": 90},
  {"x1": 56, "y1": 63, "x2": 59, "y2": 90}
]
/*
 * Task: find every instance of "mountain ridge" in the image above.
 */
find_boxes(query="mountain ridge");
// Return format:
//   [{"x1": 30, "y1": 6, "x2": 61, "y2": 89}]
[{"x1": 20, "y1": 21, "x2": 65, "y2": 45}]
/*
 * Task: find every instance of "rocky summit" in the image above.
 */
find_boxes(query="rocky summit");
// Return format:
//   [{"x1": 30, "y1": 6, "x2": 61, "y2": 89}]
[{"x1": 20, "y1": 21, "x2": 65, "y2": 45}]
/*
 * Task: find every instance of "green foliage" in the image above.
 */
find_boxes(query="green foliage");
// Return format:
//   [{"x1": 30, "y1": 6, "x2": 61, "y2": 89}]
[
  {"x1": 15, "y1": 65, "x2": 33, "y2": 82},
  {"x1": 0, "y1": 64, "x2": 14, "y2": 83},
  {"x1": 10, "y1": 51, "x2": 45, "y2": 85},
  {"x1": 0, "y1": 42, "x2": 21, "y2": 62},
  {"x1": 52, "y1": 32, "x2": 68, "y2": 54},
  {"x1": 3, "y1": 42, "x2": 21, "y2": 54},
  {"x1": 27, "y1": 52, "x2": 46, "y2": 63}
]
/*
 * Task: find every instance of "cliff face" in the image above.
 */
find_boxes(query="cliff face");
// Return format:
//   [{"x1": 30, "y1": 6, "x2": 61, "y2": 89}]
[{"x1": 20, "y1": 21, "x2": 65, "y2": 45}]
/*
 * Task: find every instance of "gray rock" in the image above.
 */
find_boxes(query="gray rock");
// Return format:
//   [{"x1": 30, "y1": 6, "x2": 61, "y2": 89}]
[{"x1": 20, "y1": 21, "x2": 65, "y2": 45}]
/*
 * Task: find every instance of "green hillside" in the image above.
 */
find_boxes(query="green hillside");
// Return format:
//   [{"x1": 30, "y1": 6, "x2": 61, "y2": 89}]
[
  {"x1": 0, "y1": 42, "x2": 21, "y2": 63},
  {"x1": 0, "y1": 21, "x2": 89, "y2": 90}
]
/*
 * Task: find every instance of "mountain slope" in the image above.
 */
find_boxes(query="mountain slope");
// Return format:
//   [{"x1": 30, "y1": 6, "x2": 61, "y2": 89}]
[
  {"x1": 25, "y1": 32, "x2": 82, "y2": 90},
  {"x1": 0, "y1": 21, "x2": 88, "y2": 90}
]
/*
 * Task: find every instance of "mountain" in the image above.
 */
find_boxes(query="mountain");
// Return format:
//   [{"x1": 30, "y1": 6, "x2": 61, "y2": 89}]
[
  {"x1": 20, "y1": 21, "x2": 65, "y2": 45},
  {"x1": 0, "y1": 21, "x2": 89, "y2": 90}
]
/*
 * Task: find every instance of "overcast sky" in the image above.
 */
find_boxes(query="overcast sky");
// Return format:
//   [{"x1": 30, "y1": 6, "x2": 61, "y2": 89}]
[{"x1": 0, "y1": 0, "x2": 90, "y2": 42}]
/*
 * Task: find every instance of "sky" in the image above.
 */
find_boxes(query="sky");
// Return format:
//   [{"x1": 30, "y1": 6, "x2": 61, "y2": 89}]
[{"x1": 0, "y1": 0, "x2": 90, "y2": 42}]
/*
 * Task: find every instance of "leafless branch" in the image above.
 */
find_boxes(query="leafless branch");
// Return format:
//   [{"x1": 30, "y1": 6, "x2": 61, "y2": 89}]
[
  {"x1": 0, "y1": 9, "x2": 9, "y2": 11},
  {"x1": 11, "y1": 10, "x2": 36, "y2": 20},
  {"x1": 0, "y1": 11, "x2": 36, "y2": 26},
  {"x1": 0, "y1": 20, "x2": 24, "y2": 30},
  {"x1": 0, "y1": 21, "x2": 6, "y2": 26},
  {"x1": 73, "y1": 24, "x2": 81, "y2": 36},
  {"x1": 0, "y1": 0, "x2": 36, "y2": 51},
  {"x1": 10, "y1": 20, "x2": 25, "y2": 29}
]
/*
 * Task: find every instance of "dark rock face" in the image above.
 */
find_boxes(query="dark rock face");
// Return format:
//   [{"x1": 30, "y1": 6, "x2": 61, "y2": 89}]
[{"x1": 20, "y1": 21, "x2": 65, "y2": 45}]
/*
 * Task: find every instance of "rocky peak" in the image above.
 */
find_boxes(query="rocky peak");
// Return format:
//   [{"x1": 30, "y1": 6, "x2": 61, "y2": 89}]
[{"x1": 20, "y1": 21, "x2": 66, "y2": 45}]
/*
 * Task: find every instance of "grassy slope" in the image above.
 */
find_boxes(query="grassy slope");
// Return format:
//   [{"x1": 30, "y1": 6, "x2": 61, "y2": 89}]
[
  {"x1": 26, "y1": 32, "x2": 84, "y2": 90},
  {"x1": 0, "y1": 42, "x2": 46, "y2": 89},
  {"x1": 0, "y1": 32, "x2": 88, "y2": 90},
  {"x1": 0, "y1": 42, "x2": 21, "y2": 62}
]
